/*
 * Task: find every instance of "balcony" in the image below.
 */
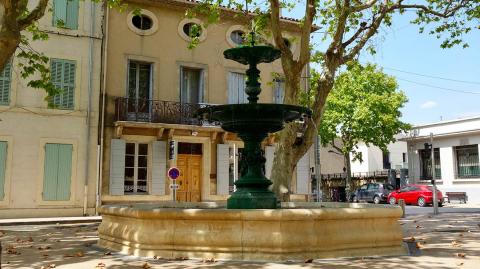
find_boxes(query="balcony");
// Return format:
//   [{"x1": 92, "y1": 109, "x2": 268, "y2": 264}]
[{"x1": 114, "y1": 97, "x2": 218, "y2": 126}]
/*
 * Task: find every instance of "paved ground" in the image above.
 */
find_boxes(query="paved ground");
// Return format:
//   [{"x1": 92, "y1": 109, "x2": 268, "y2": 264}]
[
  {"x1": 405, "y1": 202, "x2": 480, "y2": 215},
  {"x1": 0, "y1": 211, "x2": 479, "y2": 269}
]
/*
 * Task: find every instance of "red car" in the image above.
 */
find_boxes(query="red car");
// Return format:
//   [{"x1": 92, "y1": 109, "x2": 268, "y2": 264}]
[{"x1": 388, "y1": 184, "x2": 443, "y2": 207}]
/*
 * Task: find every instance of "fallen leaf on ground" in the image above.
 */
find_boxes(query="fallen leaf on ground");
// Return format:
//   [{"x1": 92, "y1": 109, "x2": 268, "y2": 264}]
[
  {"x1": 451, "y1": 241, "x2": 461, "y2": 247},
  {"x1": 104, "y1": 251, "x2": 112, "y2": 256},
  {"x1": 416, "y1": 225, "x2": 423, "y2": 229},
  {"x1": 415, "y1": 242, "x2": 425, "y2": 249},
  {"x1": 142, "y1": 262, "x2": 152, "y2": 269},
  {"x1": 48, "y1": 264, "x2": 56, "y2": 268},
  {"x1": 203, "y1": 258, "x2": 216, "y2": 263},
  {"x1": 37, "y1": 246, "x2": 51, "y2": 250},
  {"x1": 455, "y1": 253, "x2": 466, "y2": 258},
  {"x1": 64, "y1": 254, "x2": 75, "y2": 258},
  {"x1": 305, "y1": 258, "x2": 313, "y2": 263},
  {"x1": 75, "y1": 251, "x2": 85, "y2": 257},
  {"x1": 456, "y1": 262, "x2": 464, "y2": 266},
  {"x1": 27, "y1": 236, "x2": 34, "y2": 242},
  {"x1": 404, "y1": 237, "x2": 416, "y2": 242},
  {"x1": 0, "y1": 230, "x2": 5, "y2": 236},
  {"x1": 459, "y1": 233, "x2": 464, "y2": 237},
  {"x1": 95, "y1": 262, "x2": 106, "y2": 269}
]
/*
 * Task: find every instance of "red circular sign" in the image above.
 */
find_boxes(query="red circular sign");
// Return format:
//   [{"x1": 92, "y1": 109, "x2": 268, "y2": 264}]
[{"x1": 168, "y1": 167, "x2": 180, "y2": 180}]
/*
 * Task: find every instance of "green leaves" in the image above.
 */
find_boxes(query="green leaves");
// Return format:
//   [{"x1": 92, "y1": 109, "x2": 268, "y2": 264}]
[{"x1": 318, "y1": 62, "x2": 410, "y2": 160}]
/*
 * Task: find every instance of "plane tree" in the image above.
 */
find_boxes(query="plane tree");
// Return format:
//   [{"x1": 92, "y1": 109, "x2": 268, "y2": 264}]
[
  {"x1": 190, "y1": 0, "x2": 479, "y2": 200},
  {"x1": 317, "y1": 62, "x2": 410, "y2": 198}
]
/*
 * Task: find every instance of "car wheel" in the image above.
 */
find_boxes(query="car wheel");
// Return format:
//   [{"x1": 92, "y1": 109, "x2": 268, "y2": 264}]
[
  {"x1": 438, "y1": 202, "x2": 443, "y2": 207},
  {"x1": 389, "y1": 197, "x2": 396, "y2": 205},
  {"x1": 373, "y1": 196, "x2": 381, "y2": 204},
  {"x1": 352, "y1": 195, "x2": 358, "y2": 203},
  {"x1": 417, "y1": 197, "x2": 426, "y2": 207}
]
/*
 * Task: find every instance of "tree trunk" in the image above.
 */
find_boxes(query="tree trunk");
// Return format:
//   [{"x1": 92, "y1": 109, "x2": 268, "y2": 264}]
[
  {"x1": 0, "y1": 0, "x2": 21, "y2": 71},
  {"x1": 344, "y1": 153, "x2": 352, "y2": 201},
  {"x1": 269, "y1": 123, "x2": 297, "y2": 202}
]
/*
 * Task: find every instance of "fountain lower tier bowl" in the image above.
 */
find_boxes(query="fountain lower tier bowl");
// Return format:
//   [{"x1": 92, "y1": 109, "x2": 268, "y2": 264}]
[
  {"x1": 197, "y1": 103, "x2": 311, "y2": 134},
  {"x1": 97, "y1": 203, "x2": 405, "y2": 261}
]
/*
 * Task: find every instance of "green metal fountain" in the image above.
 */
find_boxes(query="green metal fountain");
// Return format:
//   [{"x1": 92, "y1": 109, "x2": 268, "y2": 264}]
[{"x1": 197, "y1": 33, "x2": 311, "y2": 209}]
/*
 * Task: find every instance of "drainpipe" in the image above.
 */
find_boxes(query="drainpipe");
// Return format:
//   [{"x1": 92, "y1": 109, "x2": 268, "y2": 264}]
[
  {"x1": 97, "y1": 3, "x2": 110, "y2": 214},
  {"x1": 84, "y1": 1, "x2": 96, "y2": 216}
]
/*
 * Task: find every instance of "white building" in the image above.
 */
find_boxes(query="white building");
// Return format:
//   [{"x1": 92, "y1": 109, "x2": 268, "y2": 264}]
[
  {"x1": 401, "y1": 116, "x2": 480, "y2": 203},
  {"x1": 350, "y1": 137, "x2": 408, "y2": 174},
  {"x1": 0, "y1": 0, "x2": 103, "y2": 218}
]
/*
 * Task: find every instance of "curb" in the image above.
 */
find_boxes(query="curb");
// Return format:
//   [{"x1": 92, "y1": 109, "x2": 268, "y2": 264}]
[{"x1": 0, "y1": 216, "x2": 102, "y2": 226}]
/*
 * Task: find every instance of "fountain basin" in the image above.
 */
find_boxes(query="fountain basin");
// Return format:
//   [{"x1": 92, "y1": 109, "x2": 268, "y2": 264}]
[
  {"x1": 98, "y1": 203, "x2": 405, "y2": 261},
  {"x1": 197, "y1": 103, "x2": 311, "y2": 134}
]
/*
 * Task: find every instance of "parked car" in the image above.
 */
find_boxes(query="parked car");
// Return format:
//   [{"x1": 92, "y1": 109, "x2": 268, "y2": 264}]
[
  {"x1": 388, "y1": 184, "x2": 443, "y2": 207},
  {"x1": 350, "y1": 183, "x2": 395, "y2": 204}
]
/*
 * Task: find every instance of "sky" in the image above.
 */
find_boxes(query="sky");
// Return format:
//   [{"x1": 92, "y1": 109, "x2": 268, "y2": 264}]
[{"x1": 284, "y1": 6, "x2": 480, "y2": 126}]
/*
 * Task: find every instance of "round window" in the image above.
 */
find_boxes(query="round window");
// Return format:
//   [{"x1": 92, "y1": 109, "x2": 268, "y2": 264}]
[
  {"x1": 183, "y1": 22, "x2": 202, "y2": 38},
  {"x1": 230, "y1": 30, "x2": 246, "y2": 45},
  {"x1": 132, "y1": 15, "x2": 153, "y2": 30}
]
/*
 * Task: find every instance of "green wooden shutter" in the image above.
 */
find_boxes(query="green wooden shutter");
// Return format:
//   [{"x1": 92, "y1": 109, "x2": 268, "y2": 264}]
[
  {"x1": 0, "y1": 141, "x2": 7, "y2": 200},
  {"x1": 43, "y1": 143, "x2": 73, "y2": 201},
  {"x1": 56, "y1": 144, "x2": 72, "y2": 200},
  {"x1": 51, "y1": 59, "x2": 76, "y2": 110},
  {"x1": 66, "y1": 0, "x2": 79, "y2": 30},
  {"x1": 43, "y1": 144, "x2": 60, "y2": 200},
  {"x1": 53, "y1": 0, "x2": 67, "y2": 27},
  {"x1": 0, "y1": 62, "x2": 11, "y2": 105}
]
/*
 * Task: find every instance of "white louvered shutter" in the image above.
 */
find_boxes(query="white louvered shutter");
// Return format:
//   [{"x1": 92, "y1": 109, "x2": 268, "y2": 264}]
[
  {"x1": 151, "y1": 141, "x2": 166, "y2": 195},
  {"x1": 109, "y1": 139, "x2": 125, "y2": 195},
  {"x1": 217, "y1": 144, "x2": 229, "y2": 195},
  {"x1": 296, "y1": 152, "x2": 310, "y2": 194},
  {"x1": 265, "y1": 146, "x2": 275, "y2": 179}
]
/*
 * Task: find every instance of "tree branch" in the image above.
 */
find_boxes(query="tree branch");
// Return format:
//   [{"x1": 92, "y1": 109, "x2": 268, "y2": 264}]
[
  {"x1": 342, "y1": 10, "x2": 385, "y2": 62},
  {"x1": 268, "y1": 0, "x2": 293, "y2": 59},
  {"x1": 297, "y1": 0, "x2": 317, "y2": 68},
  {"x1": 350, "y1": 0, "x2": 378, "y2": 12},
  {"x1": 17, "y1": 0, "x2": 49, "y2": 30},
  {"x1": 393, "y1": 1, "x2": 468, "y2": 18}
]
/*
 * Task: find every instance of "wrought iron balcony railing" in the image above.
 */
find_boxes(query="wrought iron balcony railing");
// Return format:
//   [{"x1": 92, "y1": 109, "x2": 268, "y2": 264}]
[{"x1": 114, "y1": 97, "x2": 219, "y2": 126}]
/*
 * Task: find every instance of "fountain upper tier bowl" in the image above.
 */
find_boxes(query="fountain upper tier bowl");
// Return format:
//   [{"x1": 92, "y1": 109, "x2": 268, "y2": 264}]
[
  {"x1": 223, "y1": 45, "x2": 281, "y2": 65},
  {"x1": 197, "y1": 103, "x2": 311, "y2": 134}
]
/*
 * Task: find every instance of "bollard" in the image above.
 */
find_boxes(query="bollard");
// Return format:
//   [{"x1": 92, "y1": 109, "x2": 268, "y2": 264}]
[{"x1": 398, "y1": 199, "x2": 406, "y2": 218}]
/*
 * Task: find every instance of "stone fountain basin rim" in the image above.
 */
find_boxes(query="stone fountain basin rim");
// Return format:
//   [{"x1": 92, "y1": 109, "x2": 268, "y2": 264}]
[{"x1": 98, "y1": 203, "x2": 402, "y2": 221}]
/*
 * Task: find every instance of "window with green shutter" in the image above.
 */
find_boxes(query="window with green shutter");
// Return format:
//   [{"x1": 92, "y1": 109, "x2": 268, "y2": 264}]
[
  {"x1": 0, "y1": 141, "x2": 7, "y2": 200},
  {"x1": 43, "y1": 143, "x2": 73, "y2": 201},
  {"x1": 53, "y1": 0, "x2": 79, "y2": 29},
  {"x1": 0, "y1": 62, "x2": 12, "y2": 106},
  {"x1": 51, "y1": 59, "x2": 76, "y2": 110}
]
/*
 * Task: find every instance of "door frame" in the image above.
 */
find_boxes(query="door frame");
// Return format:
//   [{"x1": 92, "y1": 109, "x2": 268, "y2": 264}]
[
  {"x1": 126, "y1": 60, "x2": 153, "y2": 121},
  {"x1": 177, "y1": 62, "x2": 208, "y2": 104},
  {"x1": 171, "y1": 136, "x2": 211, "y2": 201},
  {"x1": 176, "y1": 153, "x2": 202, "y2": 202}
]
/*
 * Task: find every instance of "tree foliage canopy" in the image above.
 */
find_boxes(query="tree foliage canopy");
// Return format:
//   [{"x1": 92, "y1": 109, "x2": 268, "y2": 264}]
[{"x1": 318, "y1": 62, "x2": 410, "y2": 162}]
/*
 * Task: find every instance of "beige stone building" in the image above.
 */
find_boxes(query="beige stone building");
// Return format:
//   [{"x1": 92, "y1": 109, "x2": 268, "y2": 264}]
[
  {"x1": 100, "y1": 0, "x2": 315, "y2": 204},
  {"x1": 0, "y1": 0, "x2": 102, "y2": 218}
]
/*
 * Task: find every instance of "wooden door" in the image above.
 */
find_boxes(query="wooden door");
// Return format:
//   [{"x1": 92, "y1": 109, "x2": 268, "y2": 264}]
[{"x1": 176, "y1": 154, "x2": 202, "y2": 202}]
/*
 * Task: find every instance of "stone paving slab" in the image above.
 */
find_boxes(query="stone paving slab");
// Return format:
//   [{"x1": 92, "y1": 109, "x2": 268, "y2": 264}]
[{"x1": 0, "y1": 213, "x2": 479, "y2": 269}]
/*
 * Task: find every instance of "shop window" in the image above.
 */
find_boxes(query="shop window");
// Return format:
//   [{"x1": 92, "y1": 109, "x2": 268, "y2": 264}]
[{"x1": 455, "y1": 145, "x2": 480, "y2": 178}]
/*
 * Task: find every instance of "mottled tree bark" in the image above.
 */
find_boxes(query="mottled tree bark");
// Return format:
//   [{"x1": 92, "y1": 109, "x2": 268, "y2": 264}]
[{"x1": 0, "y1": 0, "x2": 49, "y2": 71}]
